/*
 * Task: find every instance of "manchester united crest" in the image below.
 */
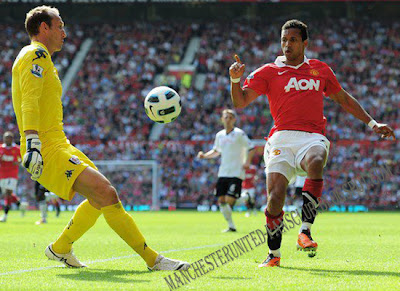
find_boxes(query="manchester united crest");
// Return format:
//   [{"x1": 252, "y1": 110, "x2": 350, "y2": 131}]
[{"x1": 272, "y1": 149, "x2": 281, "y2": 156}]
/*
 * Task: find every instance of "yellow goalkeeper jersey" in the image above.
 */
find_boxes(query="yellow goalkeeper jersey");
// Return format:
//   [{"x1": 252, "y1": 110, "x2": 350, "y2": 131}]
[{"x1": 12, "y1": 41, "x2": 64, "y2": 143}]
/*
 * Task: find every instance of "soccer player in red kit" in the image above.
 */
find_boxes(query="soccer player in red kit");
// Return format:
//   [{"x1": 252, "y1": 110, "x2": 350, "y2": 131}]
[
  {"x1": 229, "y1": 19, "x2": 395, "y2": 267},
  {"x1": 241, "y1": 164, "x2": 258, "y2": 217},
  {"x1": 0, "y1": 132, "x2": 22, "y2": 222}
]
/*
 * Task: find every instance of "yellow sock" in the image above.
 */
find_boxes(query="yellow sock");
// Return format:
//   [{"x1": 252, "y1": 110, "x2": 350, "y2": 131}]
[
  {"x1": 52, "y1": 200, "x2": 101, "y2": 254},
  {"x1": 101, "y1": 201, "x2": 158, "y2": 267}
]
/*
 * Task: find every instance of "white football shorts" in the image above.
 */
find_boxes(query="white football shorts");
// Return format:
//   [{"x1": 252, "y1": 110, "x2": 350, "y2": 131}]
[
  {"x1": 241, "y1": 188, "x2": 256, "y2": 200},
  {"x1": 264, "y1": 130, "x2": 330, "y2": 184},
  {"x1": 0, "y1": 178, "x2": 18, "y2": 193}
]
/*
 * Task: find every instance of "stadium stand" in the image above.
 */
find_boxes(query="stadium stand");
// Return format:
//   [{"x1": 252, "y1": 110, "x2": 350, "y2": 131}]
[{"x1": 0, "y1": 18, "x2": 398, "y2": 210}]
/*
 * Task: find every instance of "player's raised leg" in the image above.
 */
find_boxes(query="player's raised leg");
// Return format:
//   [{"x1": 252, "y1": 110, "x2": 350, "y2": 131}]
[
  {"x1": 49, "y1": 167, "x2": 189, "y2": 270},
  {"x1": 259, "y1": 172, "x2": 288, "y2": 267},
  {"x1": 297, "y1": 146, "x2": 327, "y2": 256},
  {"x1": 47, "y1": 193, "x2": 102, "y2": 267}
]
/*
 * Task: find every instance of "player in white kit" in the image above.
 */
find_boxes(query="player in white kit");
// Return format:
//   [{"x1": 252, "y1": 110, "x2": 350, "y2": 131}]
[{"x1": 197, "y1": 109, "x2": 255, "y2": 232}]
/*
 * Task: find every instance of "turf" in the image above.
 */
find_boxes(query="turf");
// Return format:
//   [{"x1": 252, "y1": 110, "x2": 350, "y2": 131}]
[{"x1": 0, "y1": 210, "x2": 399, "y2": 290}]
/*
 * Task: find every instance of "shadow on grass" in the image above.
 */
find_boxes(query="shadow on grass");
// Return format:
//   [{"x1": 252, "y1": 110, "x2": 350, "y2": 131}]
[
  {"x1": 212, "y1": 276, "x2": 252, "y2": 280},
  {"x1": 57, "y1": 268, "x2": 151, "y2": 283},
  {"x1": 282, "y1": 266, "x2": 400, "y2": 278}
]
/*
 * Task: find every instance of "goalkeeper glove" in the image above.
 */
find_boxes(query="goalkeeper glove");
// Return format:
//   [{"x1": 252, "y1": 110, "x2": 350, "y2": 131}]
[{"x1": 22, "y1": 134, "x2": 43, "y2": 180}]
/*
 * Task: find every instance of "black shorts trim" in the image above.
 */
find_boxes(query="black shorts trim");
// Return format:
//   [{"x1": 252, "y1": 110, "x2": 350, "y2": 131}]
[{"x1": 215, "y1": 177, "x2": 242, "y2": 199}]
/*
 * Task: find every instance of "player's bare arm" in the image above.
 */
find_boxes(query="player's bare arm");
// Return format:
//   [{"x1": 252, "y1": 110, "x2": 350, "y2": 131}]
[
  {"x1": 243, "y1": 148, "x2": 256, "y2": 170},
  {"x1": 197, "y1": 149, "x2": 220, "y2": 159},
  {"x1": 229, "y1": 54, "x2": 259, "y2": 108},
  {"x1": 329, "y1": 89, "x2": 395, "y2": 140},
  {"x1": 13, "y1": 156, "x2": 22, "y2": 166}
]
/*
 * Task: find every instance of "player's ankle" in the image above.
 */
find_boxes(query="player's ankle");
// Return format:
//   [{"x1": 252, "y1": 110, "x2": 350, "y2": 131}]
[
  {"x1": 299, "y1": 222, "x2": 312, "y2": 233},
  {"x1": 269, "y1": 249, "x2": 281, "y2": 257},
  {"x1": 52, "y1": 242, "x2": 72, "y2": 254}
]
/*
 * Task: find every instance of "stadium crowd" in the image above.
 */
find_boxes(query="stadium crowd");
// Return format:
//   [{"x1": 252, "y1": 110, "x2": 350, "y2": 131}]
[
  {"x1": 0, "y1": 18, "x2": 398, "y2": 210},
  {"x1": 62, "y1": 23, "x2": 193, "y2": 144}
]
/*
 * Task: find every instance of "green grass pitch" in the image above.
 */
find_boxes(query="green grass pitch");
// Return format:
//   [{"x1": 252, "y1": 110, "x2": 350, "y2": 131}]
[{"x1": 0, "y1": 210, "x2": 399, "y2": 290}]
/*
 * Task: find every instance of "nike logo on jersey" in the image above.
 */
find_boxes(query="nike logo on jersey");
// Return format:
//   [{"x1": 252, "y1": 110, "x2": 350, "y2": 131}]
[
  {"x1": 284, "y1": 77, "x2": 320, "y2": 92},
  {"x1": 278, "y1": 70, "x2": 289, "y2": 75}
]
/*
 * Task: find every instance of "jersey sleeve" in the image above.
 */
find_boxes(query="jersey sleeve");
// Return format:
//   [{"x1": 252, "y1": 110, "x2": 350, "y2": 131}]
[
  {"x1": 19, "y1": 48, "x2": 51, "y2": 132},
  {"x1": 242, "y1": 66, "x2": 269, "y2": 96},
  {"x1": 240, "y1": 131, "x2": 254, "y2": 151},
  {"x1": 324, "y1": 66, "x2": 342, "y2": 96},
  {"x1": 212, "y1": 133, "x2": 221, "y2": 153}
]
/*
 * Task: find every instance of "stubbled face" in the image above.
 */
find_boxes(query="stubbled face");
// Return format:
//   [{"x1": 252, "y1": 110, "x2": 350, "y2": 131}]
[
  {"x1": 281, "y1": 28, "x2": 307, "y2": 62},
  {"x1": 47, "y1": 14, "x2": 66, "y2": 52},
  {"x1": 221, "y1": 112, "x2": 236, "y2": 129}
]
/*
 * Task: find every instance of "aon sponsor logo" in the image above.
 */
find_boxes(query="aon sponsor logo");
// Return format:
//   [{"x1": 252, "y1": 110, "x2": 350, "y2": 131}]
[
  {"x1": 1, "y1": 155, "x2": 14, "y2": 162},
  {"x1": 284, "y1": 77, "x2": 320, "y2": 92}
]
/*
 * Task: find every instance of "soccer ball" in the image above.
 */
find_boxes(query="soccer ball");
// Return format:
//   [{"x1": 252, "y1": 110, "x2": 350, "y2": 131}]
[{"x1": 144, "y1": 86, "x2": 182, "y2": 124}]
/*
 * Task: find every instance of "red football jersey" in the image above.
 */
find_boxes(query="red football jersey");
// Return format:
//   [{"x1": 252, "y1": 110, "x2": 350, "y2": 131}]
[
  {"x1": 0, "y1": 144, "x2": 21, "y2": 179},
  {"x1": 243, "y1": 56, "x2": 342, "y2": 137},
  {"x1": 242, "y1": 165, "x2": 257, "y2": 189}
]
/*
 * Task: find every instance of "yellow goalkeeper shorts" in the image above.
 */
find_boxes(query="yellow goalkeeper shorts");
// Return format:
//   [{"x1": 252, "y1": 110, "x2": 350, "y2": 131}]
[{"x1": 21, "y1": 131, "x2": 97, "y2": 201}]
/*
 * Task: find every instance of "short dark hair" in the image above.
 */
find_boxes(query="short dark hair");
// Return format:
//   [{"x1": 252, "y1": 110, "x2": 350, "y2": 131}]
[
  {"x1": 282, "y1": 19, "x2": 308, "y2": 41},
  {"x1": 25, "y1": 6, "x2": 59, "y2": 38}
]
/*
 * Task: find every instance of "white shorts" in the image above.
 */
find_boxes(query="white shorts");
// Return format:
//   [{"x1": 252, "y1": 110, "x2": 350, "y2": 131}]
[
  {"x1": 0, "y1": 178, "x2": 18, "y2": 193},
  {"x1": 241, "y1": 188, "x2": 256, "y2": 199},
  {"x1": 264, "y1": 130, "x2": 330, "y2": 184}
]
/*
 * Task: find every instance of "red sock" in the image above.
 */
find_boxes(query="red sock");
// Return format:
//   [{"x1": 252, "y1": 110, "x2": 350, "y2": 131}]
[
  {"x1": 303, "y1": 179, "x2": 323, "y2": 199},
  {"x1": 265, "y1": 210, "x2": 285, "y2": 230},
  {"x1": 302, "y1": 179, "x2": 323, "y2": 224}
]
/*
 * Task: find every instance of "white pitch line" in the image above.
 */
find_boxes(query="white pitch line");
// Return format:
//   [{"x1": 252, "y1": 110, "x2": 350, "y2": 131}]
[{"x1": 0, "y1": 243, "x2": 224, "y2": 276}]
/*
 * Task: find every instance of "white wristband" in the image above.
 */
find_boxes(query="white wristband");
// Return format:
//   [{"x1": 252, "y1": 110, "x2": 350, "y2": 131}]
[
  {"x1": 368, "y1": 119, "x2": 378, "y2": 129},
  {"x1": 230, "y1": 77, "x2": 241, "y2": 83},
  {"x1": 26, "y1": 134, "x2": 39, "y2": 140}
]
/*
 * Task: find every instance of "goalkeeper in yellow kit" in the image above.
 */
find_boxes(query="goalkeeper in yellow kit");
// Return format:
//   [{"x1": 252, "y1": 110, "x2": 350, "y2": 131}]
[{"x1": 12, "y1": 5, "x2": 189, "y2": 271}]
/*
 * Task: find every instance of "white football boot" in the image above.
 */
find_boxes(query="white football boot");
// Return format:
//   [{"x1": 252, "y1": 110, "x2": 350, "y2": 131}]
[
  {"x1": 45, "y1": 244, "x2": 87, "y2": 268},
  {"x1": 147, "y1": 254, "x2": 190, "y2": 271}
]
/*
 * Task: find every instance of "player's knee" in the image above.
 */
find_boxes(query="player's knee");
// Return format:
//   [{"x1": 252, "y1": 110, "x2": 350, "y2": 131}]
[
  {"x1": 103, "y1": 185, "x2": 119, "y2": 205},
  {"x1": 94, "y1": 182, "x2": 119, "y2": 207}
]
